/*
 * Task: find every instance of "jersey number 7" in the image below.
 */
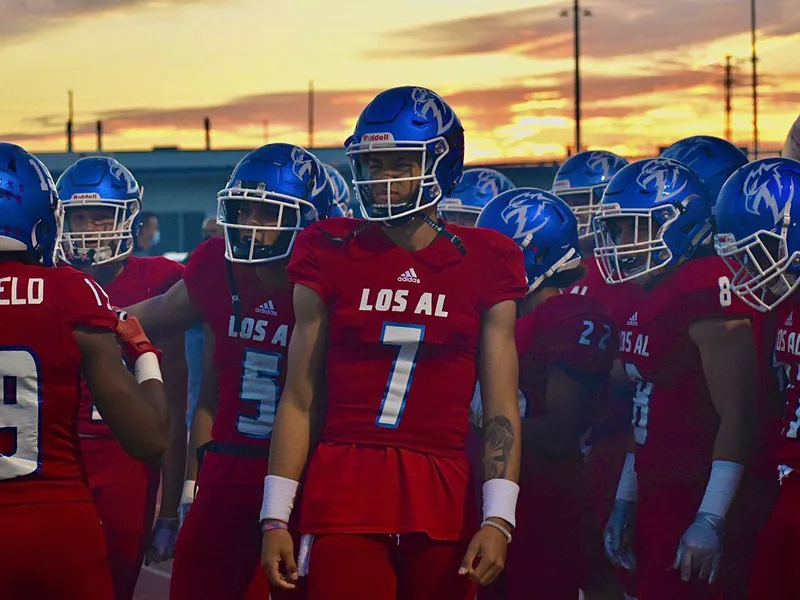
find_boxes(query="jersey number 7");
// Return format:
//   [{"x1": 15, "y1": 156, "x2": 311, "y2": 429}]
[{"x1": 375, "y1": 323, "x2": 426, "y2": 429}]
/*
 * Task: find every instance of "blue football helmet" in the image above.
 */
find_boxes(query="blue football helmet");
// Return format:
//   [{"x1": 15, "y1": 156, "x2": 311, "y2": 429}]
[
  {"x1": 345, "y1": 86, "x2": 465, "y2": 225},
  {"x1": 0, "y1": 143, "x2": 61, "y2": 266},
  {"x1": 217, "y1": 143, "x2": 334, "y2": 263},
  {"x1": 439, "y1": 168, "x2": 516, "y2": 227},
  {"x1": 551, "y1": 150, "x2": 628, "y2": 240},
  {"x1": 714, "y1": 157, "x2": 800, "y2": 312},
  {"x1": 476, "y1": 188, "x2": 581, "y2": 293},
  {"x1": 660, "y1": 135, "x2": 748, "y2": 202},
  {"x1": 324, "y1": 164, "x2": 351, "y2": 214},
  {"x1": 57, "y1": 157, "x2": 142, "y2": 266},
  {"x1": 593, "y1": 158, "x2": 713, "y2": 284}
]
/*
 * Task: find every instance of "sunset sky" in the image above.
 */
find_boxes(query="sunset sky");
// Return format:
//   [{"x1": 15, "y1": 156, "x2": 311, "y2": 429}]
[{"x1": 1, "y1": 0, "x2": 798, "y2": 162}]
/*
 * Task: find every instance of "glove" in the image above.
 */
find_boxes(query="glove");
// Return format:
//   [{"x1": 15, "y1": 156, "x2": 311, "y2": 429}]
[
  {"x1": 114, "y1": 309, "x2": 162, "y2": 365},
  {"x1": 178, "y1": 479, "x2": 197, "y2": 530},
  {"x1": 604, "y1": 499, "x2": 637, "y2": 571},
  {"x1": 144, "y1": 517, "x2": 178, "y2": 565},
  {"x1": 673, "y1": 512, "x2": 725, "y2": 583}
]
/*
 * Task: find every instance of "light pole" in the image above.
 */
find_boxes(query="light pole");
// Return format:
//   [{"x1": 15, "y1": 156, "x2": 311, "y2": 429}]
[
  {"x1": 560, "y1": 1, "x2": 592, "y2": 154},
  {"x1": 751, "y1": 0, "x2": 759, "y2": 159}
]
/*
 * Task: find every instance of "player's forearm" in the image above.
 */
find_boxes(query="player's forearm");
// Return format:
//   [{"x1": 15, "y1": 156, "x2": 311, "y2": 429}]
[
  {"x1": 268, "y1": 400, "x2": 313, "y2": 481},
  {"x1": 186, "y1": 405, "x2": 214, "y2": 480},
  {"x1": 158, "y1": 335, "x2": 189, "y2": 517},
  {"x1": 126, "y1": 294, "x2": 198, "y2": 340},
  {"x1": 481, "y1": 405, "x2": 522, "y2": 482}
]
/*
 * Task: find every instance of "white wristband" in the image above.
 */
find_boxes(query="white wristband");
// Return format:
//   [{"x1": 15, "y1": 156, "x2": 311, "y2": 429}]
[
  {"x1": 614, "y1": 452, "x2": 638, "y2": 502},
  {"x1": 181, "y1": 480, "x2": 196, "y2": 505},
  {"x1": 260, "y1": 475, "x2": 299, "y2": 523},
  {"x1": 698, "y1": 460, "x2": 745, "y2": 519},
  {"x1": 482, "y1": 479, "x2": 520, "y2": 528},
  {"x1": 134, "y1": 352, "x2": 163, "y2": 384}
]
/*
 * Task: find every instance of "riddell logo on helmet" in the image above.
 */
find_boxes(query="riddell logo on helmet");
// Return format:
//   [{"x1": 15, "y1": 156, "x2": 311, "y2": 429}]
[
  {"x1": 362, "y1": 133, "x2": 394, "y2": 143},
  {"x1": 71, "y1": 193, "x2": 100, "y2": 200}
]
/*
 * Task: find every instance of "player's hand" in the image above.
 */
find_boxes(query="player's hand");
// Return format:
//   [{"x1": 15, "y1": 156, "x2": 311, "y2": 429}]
[
  {"x1": 178, "y1": 479, "x2": 196, "y2": 531},
  {"x1": 261, "y1": 524, "x2": 298, "y2": 589},
  {"x1": 458, "y1": 519, "x2": 509, "y2": 586},
  {"x1": 144, "y1": 517, "x2": 178, "y2": 565},
  {"x1": 114, "y1": 309, "x2": 162, "y2": 364},
  {"x1": 673, "y1": 512, "x2": 725, "y2": 583},
  {"x1": 604, "y1": 499, "x2": 637, "y2": 571}
]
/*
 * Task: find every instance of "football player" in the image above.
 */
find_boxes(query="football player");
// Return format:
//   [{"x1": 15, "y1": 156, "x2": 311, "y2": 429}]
[
  {"x1": 260, "y1": 86, "x2": 527, "y2": 600},
  {"x1": 476, "y1": 189, "x2": 622, "y2": 600},
  {"x1": 125, "y1": 143, "x2": 334, "y2": 600},
  {"x1": 714, "y1": 156, "x2": 800, "y2": 600},
  {"x1": 595, "y1": 158, "x2": 758, "y2": 600},
  {"x1": 56, "y1": 156, "x2": 188, "y2": 598},
  {"x1": 660, "y1": 136, "x2": 782, "y2": 600},
  {"x1": 0, "y1": 144, "x2": 168, "y2": 599},
  {"x1": 438, "y1": 167, "x2": 515, "y2": 227},
  {"x1": 552, "y1": 150, "x2": 637, "y2": 598}
]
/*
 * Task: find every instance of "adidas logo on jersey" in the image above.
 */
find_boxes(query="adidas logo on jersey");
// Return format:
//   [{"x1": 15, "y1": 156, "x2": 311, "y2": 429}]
[
  {"x1": 398, "y1": 268, "x2": 421, "y2": 284},
  {"x1": 256, "y1": 300, "x2": 278, "y2": 316},
  {"x1": 787, "y1": 311, "x2": 794, "y2": 327},
  {"x1": 626, "y1": 311, "x2": 639, "y2": 327}
]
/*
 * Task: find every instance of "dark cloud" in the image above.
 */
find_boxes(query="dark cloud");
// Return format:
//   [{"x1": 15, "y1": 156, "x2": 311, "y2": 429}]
[
  {"x1": 0, "y1": 0, "x2": 222, "y2": 40},
  {"x1": 373, "y1": 0, "x2": 800, "y2": 61}
]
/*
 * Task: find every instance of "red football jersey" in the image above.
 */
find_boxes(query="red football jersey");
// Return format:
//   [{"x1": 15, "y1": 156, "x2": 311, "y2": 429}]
[
  {"x1": 288, "y1": 218, "x2": 527, "y2": 539},
  {"x1": 184, "y1": 237, "x2": 294, "y2": 452},
  {"x1": 516, "y1": 293, "x2": 616, "y2": 425},
  {"x1": 78, "y1": 256, "x2": 184, "y2": 438},
  {"x1": 0, "y1": 261, "x2": 118, "y2": 505},
  {"x1": 617, "y1": 256, "x2": 751, "y2": 484},
  {"x1": 773, "y1": 297, "x2": 800, "y2": 469},
  {"x1": 570, "y1": 257, "x2": 642, "y2": 325}
]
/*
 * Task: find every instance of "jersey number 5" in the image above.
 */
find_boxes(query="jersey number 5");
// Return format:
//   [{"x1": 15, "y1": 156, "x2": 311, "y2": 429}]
[
  {"x1": 376, "y1": 323, "x2": 426, "y2": 428},
  {"x1": 237, "y1": 349, "x2": 281, "y2": 439},
  {"x1": 0, "y1": 349, "x2": 41, "y2": 481}
]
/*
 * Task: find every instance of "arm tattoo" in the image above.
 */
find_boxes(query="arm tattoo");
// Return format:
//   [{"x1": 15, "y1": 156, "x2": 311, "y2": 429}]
[{"x1": 483, "y1": 415, "x2": 515, "y2": 480}]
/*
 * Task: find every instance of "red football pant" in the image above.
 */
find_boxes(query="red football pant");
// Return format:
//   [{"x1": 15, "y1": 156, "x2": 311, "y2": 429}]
[
  {"x1": 82, "y1": 437, "x2": 159, "y2": 600},
  {"x1": 0, "y1": 501, "x2": 114, "y2": 600},
  {"x1": 306, "y1": 533, "x2": 475, "y2": 600},
  {"x1": 500, "y1": 457, "x2": 617, "y2": 600},
  {"x1": 747, "y1": 472, "x2": 800, "y2": 600},
  {"x1": 636, "y1": 480, "x2": 722, "y2": 600},
  {"x1": 722, "y1": 470, "x2": 779, "y2": 600},
  {"x1": 170, "y1": 452, "x2": 302, "y2": 600}
]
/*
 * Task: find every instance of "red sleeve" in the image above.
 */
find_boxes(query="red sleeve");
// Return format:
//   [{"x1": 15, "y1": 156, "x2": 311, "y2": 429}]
[
  {"x1": 538, "y1": 300, "x2": 617, "y2": 376},
  {"x1": 479, "y1": 234, "x2": 528, "y2": 312},
  {"x1": 286, "y1": 225, "x2": 332, "y2": 304},
  {"x1": 153, "y1": 257, "x2": 185, "y2": 295},
  {"x1": 675, "y1": 267, "x2": 751, "y2": 325},
  {"x1": 60, "y1": 270, "x2": 118, "y2": 332}
]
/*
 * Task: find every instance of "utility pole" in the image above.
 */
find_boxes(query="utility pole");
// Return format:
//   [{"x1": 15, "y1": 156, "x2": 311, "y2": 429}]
[
  {"x1": 560, "y1": 1, "x2": 592, "y2": 154},
  {"x1": 66, "y1": 89, "x2": 74, "y2": 153},
  {"x1": 724, "y1": 55, "x2": 734, "y2": 142}
]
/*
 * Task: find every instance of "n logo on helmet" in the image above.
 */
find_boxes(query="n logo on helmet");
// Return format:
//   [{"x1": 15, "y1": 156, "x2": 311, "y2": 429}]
[
  {"x1": 291, "y1": 148, "x2": 326, "y2": 196},
  {"x1": 476, "y1": 170, "x2": 501, "y2": 197},
  {"x1": 636, "y1": 159, "x2": 688, "y2": 203},
  {"x1": 587, "y1": 152, "x2": 624, "y2": 178},
  {"x1": 500, "y1": 192, "x2": 550, "y2": 240},
  {"x1": 411, "y1": 88, "x2": 455, "y2": 136},
  {"x1": 106, "y1": 159, "x2": 138, "y2": 195},
  {"x1": 743, "y1": 162, "x2": 789, "y2": 224}
]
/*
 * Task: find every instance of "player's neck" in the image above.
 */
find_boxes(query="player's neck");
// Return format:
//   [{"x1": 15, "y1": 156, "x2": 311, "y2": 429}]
[
  {"x1": 380, "y1": 208, "x2": 440, "y2": 252},
  {"x1": 518, "y1": 286, "x2": 560, "y2": 315},
  {"x1": 579, "y1": 239, "x2": 595, "y2": 257},
  {"x1": 83, "y1": 260, "x2": 125, "y2": 286},
  {"x1": 254, "y1": 260, "x2": 289, "y2": 287}
]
